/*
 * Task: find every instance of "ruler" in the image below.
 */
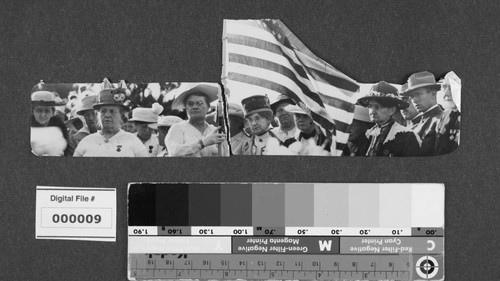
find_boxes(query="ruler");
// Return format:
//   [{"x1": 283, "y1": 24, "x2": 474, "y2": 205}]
[{"x1": 129, "y1": 253, "x2": 443, "y2": 280}]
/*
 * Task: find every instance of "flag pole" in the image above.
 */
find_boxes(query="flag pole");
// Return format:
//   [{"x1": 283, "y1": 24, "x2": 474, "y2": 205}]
[{"x1": 221, "y1": 20, "x2": 229, "y2": 96}]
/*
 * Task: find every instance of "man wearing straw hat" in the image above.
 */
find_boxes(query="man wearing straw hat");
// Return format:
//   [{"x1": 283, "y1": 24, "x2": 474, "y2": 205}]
[
  {"x1": 357, "y1": 81, "x2": 420, "y2": 157},
  {"x1": 73, "y1": 88, "x2": 147, "y2": 157},
  {"x1": 129, "y1": 103, "x2": 164, "y2": 157},
  {"x1": 400, "y1": 71, "x2": 443, "y2": 156},
  {"x1": 148, "y1": 115, "x2": 183, "y2": 157},
  {"x1": 165, "y1": 84, "x2": 229, "y2": 157}
]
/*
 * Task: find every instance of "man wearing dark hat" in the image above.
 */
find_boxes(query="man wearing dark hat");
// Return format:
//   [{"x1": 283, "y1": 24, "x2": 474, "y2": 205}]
[
  {"x1": 165, "y1": 84, "x2": 228, "y2": 157},
  {"x1": 270, "y1": 94, "x2": 297, "y2": 143},
  {"x1": 399, "y1": 83, "x2": 422, "y2": 129},
  {"x1": 73, "y1": 88, "x2": 147, "y2": 157},
  {"x1": 238, "y1": 95, "x2": 283, "y2": 155},
  {"x1": 66, "y1": 95, "x2": 99, "y2": 155},
  {"x1": 357, "y1": 82, "x2": 420, "y2": 157},
  {"x1": 400, "y1": 71, "x2": 443, "y2": 156}
]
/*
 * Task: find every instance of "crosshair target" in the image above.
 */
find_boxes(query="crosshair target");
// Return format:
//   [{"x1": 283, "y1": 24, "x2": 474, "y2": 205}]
[{"x1": 416, "y1": 256, "x2": 439, "y2": 279}]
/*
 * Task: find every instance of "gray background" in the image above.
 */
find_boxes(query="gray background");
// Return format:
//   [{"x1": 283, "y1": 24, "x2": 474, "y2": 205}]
[{"x1": 1, "y1": 0, "x2": 499, "y2": 280}]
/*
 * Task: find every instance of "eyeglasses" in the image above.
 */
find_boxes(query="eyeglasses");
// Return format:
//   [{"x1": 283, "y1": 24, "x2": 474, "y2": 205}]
[{"x1": 186, "y1": 101, "x2": 206, "y2": 107}]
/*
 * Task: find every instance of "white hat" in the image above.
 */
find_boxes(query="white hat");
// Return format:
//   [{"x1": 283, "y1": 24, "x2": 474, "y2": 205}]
[
  {"x1": 171, "y1": 84, "x2": 219, "y2": 111},
  {"x1": 31, "y1": 91, "x2": 63, "y2": 106},
  {"x1": 129, "y1": 103, "x2": 164, "y2": 123},
  {"x1": 148, "y1": 115, "x2": 183, "y2": 130}
]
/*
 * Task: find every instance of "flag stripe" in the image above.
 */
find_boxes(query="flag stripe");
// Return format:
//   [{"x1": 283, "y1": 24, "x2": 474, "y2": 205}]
[
  {"x1": 228, "y1": 72, "x2": 335, "y2": 132},
  {"x1": 228, "y1": 59, "x2": 354, "y2": 126},
  {"x1": 228, "y1": 43, "x2": 357, "y2": 115},
  {"x1": 227, "y1": 61, "x2": 335, "y2": 126},
  {"x1": 228, "y1": 34, "x2": 358, "y2": 93},
  {"x1": 229, "y1": 53, "x2": 325, "y2": 106},
  {"x1": 318, "y1": 91, "x2": 355, "y2": 113}
]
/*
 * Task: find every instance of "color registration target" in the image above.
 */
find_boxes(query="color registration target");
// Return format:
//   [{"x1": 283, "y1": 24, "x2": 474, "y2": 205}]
[{"x1": 416, "y1": 256, "x2": 439, "y2": 279}]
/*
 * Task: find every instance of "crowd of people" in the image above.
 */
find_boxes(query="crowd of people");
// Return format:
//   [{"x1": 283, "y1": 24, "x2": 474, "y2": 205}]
[{"x1": 30, "y1": 70, "x2": 460, "y2": 157}]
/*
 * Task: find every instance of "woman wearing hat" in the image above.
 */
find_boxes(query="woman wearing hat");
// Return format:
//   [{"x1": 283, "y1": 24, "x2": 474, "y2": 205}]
[
  {"x1": 164, "y1": 84, "x2": 229, "y2": 157},
  {"x1": 281, "y1": 105, "x2": 333, "y2": 155},
  {"x1": 73, "y1": 88, "x2": 148, "y2": 157},
  {"x1": 128, "y1": 103, "x2": 164, "y2": 157},
  {"x1": 30, "y1": 90, "x2": 69, "y2": 156},
  {"x1": 237, "y1": 95, "x2": 285, "y2": 155},
  {"x1": 357, "y1": 82, "x2": 421, "y2": 157}
]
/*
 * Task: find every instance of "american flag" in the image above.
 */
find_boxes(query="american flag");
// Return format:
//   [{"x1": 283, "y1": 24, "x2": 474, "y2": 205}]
[{"x1": 222, "y1": 19, "x2": 359, "y2": 155}]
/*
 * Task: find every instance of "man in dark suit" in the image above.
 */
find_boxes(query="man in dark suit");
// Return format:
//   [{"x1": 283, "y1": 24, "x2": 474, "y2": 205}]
[{"x1": 400, "y1": 71, "x2": 443, "y2": 156}]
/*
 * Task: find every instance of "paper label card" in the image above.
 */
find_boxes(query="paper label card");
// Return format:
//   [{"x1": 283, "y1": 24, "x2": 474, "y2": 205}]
[{"x1": 36, "y1": 186, "x2": 116, "y2": 242}]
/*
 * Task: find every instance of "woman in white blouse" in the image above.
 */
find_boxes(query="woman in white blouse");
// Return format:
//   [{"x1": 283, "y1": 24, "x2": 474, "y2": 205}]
[{"x1": 165, "y1": 84, "x2": 228, "y2": 157}]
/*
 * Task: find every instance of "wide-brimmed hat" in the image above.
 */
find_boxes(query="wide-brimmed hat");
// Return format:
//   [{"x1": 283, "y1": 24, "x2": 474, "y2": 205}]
[
  {"x1": 93, "y1": 88, "x2": 129, "y2": 111},
  {"x1": 148, "y1": 115, "x2": 183, "y2": 130},
  {"x1": 357, "y1": 81, "x2": 409, "y2": 110},
  {"x1": 283, "y1": 104, "x2": 308, "y2": 115},
  {"x1": 129, "y1": 103, "x2": 164, "y2": 123},
  {"x1": 171, "y1": 84, "x2": 219, "y2": 111},
  {"x1": 31, "y1": 91, "x2": 64, "y2": 107},
  {"x1": 228, "y1": 103, "x2": 244, "y2": 120},
  {"x1": 241, "y1": 95, "x2": 273, "y2": 118},
  {"x1": 76, "y1": 95, "x2": 98, "y2": 115},
  {"x1": 270, "y1": 94, "x2": 295, "y2": 114},
  {"x1": 400, "y1": 71, "x2": 441, "y2": 97}
]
